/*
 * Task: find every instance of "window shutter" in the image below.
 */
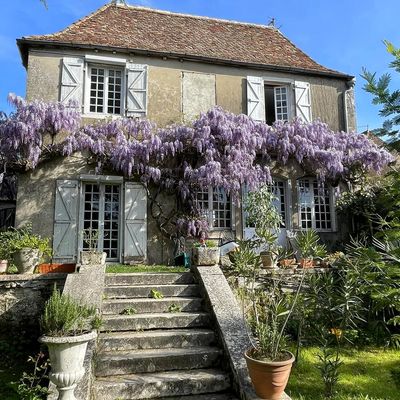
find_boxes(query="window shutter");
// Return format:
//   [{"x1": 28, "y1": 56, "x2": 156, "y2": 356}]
[
  {"x1": 295, "y1": 81, "x2": 312, "y2": 122},
  {"x1": 53, "y1": 180, "x2": 79, "y2": 262},
  {"x1": 126, "y1": 63, "x2": 148, "y2": 117},
  {"x1": 124, "y1": 182, "x2": 147, "y2": 263},
  {"x1": 246, "y1": 76, "x2": 265, "y2": 122},
  {"x1": 60, "y1": 57, "x2": 84, "y2": 108}
]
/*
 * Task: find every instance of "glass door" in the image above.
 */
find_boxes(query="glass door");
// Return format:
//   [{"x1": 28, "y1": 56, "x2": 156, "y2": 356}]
[{"x1": 82, "y1": 183, "x2": 121, "y2": 261}]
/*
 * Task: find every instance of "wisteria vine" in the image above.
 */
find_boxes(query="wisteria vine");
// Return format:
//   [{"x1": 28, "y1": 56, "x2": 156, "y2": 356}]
[{"x1": 0, "y1": 94, "x2": 394, "y2": 238}]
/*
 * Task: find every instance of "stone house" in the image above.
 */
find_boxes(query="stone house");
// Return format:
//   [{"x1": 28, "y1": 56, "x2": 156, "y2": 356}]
[{"x1": 15, "y1": 2, "x2": 356, "y2": 264}]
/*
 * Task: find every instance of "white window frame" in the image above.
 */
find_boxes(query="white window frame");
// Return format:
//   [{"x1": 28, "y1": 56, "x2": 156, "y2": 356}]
[
  {"x1": 83, "y1": 63, "x2": 126, "y2": 118},
  {"x1": 195, "y1": 187, "x2": 233, "y2": 231},
  {"x1": 242, "y1": 178, "x2": 292, "y2": 230},
  {"x1": 263, "y1": 77, "x2": 295, "y2": 122},
  {"x1": 78, "y1": 175, "x2": 124, "y2": 262},
  {"x1": 297, "y1": 178, "x2": 336, "y2": 232}
]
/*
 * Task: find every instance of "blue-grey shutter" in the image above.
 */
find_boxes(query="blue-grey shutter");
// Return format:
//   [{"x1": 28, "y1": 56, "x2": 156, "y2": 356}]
[
  {"x1": 124, "y1": 182, "x2": 147, "y2": 263},
  {"x1": 295, "y1": 81, "x2": 312, "y2": 122},
  {"x1": 247, "y1": 76, "x2": 265, "y2": 122},
  {"x1": 60, "y1": 57, "x2": 84, "y2": 108},
  {"x1": 53, "y1": 180, "x2": 79, "y2": 262},
  {"x1": 126, "y1": 63, "x2": 148, "y2": 117}
]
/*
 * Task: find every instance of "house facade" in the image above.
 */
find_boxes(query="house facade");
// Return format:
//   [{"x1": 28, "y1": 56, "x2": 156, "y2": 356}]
[{"x1": 15, "y1": 2, "x2": 356, "y2": 264}]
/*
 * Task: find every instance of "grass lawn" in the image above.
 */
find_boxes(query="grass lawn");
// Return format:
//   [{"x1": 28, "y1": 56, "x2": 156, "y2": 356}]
[
  {"x1": 106, "y1": 264, "x2": 188, "y2": 273},
  {"x1": 287, "y1": 346, "x2": 400, "y2": 400}
]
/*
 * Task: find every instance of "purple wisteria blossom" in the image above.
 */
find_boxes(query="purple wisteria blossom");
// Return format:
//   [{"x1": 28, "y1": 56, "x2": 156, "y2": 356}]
[{"x1": 0, "y1": 97, "x2": 394, "y2": 238}]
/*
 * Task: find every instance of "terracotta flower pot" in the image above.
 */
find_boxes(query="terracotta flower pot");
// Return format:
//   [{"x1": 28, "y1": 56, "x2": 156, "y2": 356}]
[
  {"x1": 38, "y1": 263, "x2": 76, "y2": 274},
  {"x1": 299, "y1": 258, "x2": 315, "y2": 269},
  {"x1": 279, "y1": 258, "x2": 296, "y2": 268},
  {"x1": 245, "y1": 349, "x2": 295, "y2": 400}
]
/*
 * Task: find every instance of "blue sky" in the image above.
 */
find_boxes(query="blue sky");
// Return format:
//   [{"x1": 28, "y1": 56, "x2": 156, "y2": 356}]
[{"x1": 1, "y1": 0, "x2": 399, "y2": 131}]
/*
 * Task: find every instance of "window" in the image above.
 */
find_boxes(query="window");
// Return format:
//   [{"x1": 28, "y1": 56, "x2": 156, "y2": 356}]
[
  {"x1": 88, "y1": 66, "x2": 123, "y2": 115},
  {"x1": 297, "y1": 179, "x2": 334, "y2": 231},
  {"x1": 265, "y1": 85, "x2": 289, "y2": 124},
  {"x1": 82, "y1": 183, "x2": 121, "y2": 260},
  {"x1": 243, "y1": 180, "x2": 288, "y2": 229},
  {"x1": 195, "y1": 187, "x2": 232, "y2": 229}
]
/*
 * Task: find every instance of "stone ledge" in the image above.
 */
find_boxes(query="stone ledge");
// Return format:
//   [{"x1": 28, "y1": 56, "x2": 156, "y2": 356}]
[
  {"x1": 0, "y1": 273, "x2": 67, "y2": 282},
  {"x1": 194, "y1": 265, "x2": 291, "y2": 400}
]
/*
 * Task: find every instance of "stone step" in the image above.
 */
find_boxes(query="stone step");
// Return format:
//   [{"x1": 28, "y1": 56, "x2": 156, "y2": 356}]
[
  {"x1": 104, "y1": 284, "x2": 201, "y2": 299},
  {"x1": 102, "y1": 297, "x2": 203, "y2": 315},
  {"x1": 101, "y1": 312, "x2": 210, "y2": 331},
  {"x1": 95, "y1": 346, "x2": 223, "y2": 376},
  {"x1": 105, "y1": 272, "x2": 195, "y2": 286},
  {"x1": 92, "y1": 369, "x2": 231, "y2": 399},
  {"x1": 98, "y1": 329, "x2": 216, "y2": 351}
]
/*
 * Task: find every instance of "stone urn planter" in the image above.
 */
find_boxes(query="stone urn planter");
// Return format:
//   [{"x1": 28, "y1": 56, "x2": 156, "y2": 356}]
[
  {"x1": 245, "y1": 349, "x2": 295, "y2": 400},
  {"x1": 80, "y1": 251, "x2": 107, "y2": 266},
  {"x1": 39, "y1": 330, "x2": 97, "y2": 400},
  {"x1": 14, "y1": 248, "x2": 41, "y2": 274},
  {"x1": 0, "y1": 260, "x2": 8, "y2": 273},
  {"x1": 192, "y1": 247, "x2": 220, "y2": 266}
]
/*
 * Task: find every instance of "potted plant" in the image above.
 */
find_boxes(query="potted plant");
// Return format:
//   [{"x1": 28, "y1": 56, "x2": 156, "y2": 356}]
[
  {"x1": 0, "y1": 225, "x2": 52, "y2": 274},
  {"x1": 39, "y1": 286, "x2": 101, "y2": 400},
  {"x1": 0, "y1": 232, "x2": 12, "y2": 273},
  {"x1": 80, "y1": 228, "x2": 107, "y2": 265},
  {"x1": 245, "y1": 186, "x2": 283, "y2": 269},
  {"x1": 295, "y1": 229, "x2": 327, "y2": 268},
  {"x1": 192, "y1": 239, "x2": 220, "y2": 266},
  {"x1": 277, "y1": 247, "x2": 296, "y2": 268},
  {"x1": 230, "y1": 239, "x2": 302, "y2": 399}
]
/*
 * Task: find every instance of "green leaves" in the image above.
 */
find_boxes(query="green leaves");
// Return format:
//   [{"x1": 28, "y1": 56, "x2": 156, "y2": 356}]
[{"x1": 40, "y1": 285, "x2": 98, "y2": 336}]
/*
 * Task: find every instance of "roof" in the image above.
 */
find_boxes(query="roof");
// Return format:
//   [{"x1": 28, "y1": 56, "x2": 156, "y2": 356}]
[{"x1": 18, "y1": 3, "x2": 352, "y2": 79}]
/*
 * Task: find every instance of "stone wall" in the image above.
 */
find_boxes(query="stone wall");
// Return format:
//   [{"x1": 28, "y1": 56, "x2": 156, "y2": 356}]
[
  {"x1": 26, "y1": 48, "x2": 355, "y2": 131},
  {"x1": 0, "y1": 274, "x2": 66, "y2": 337}
]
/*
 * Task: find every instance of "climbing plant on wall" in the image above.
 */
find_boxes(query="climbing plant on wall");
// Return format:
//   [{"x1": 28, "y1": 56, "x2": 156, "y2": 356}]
[{"x1": 0, "y1": 94, "x2": 394, "y2": 238}]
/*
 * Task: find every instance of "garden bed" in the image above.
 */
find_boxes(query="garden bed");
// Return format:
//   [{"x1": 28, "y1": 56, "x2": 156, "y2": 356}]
[
  {"x1": 287, "y1": 346, "x2": 400, "y2": 400},
  {"x1": 106, "y1": 264, "x2": 187, "y2": 273}
]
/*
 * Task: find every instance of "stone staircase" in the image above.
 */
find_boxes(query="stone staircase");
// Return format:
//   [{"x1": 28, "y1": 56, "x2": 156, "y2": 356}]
[{"x1": 92, "y1": 271, "x2": 239, "y2": 400}]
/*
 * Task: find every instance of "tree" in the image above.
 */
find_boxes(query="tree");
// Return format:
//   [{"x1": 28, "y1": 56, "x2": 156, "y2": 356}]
[{"x1": 361, "y1": 41, "x2": 400, "y2": 148}]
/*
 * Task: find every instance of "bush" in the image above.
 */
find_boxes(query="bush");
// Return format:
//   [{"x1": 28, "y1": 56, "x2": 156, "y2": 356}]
[{"x1": 40, "y1": 286, "x2": 99, "y2": 337}]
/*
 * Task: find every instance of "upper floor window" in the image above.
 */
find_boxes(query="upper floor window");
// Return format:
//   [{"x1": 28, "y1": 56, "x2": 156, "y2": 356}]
[
  {"x1": 297, "y1": 178, "x2": 335, "y2": 231},
  {"x1": 60, "y1": 57, "x2": 148, "y2": 118},
  {"x1": 195, "y1": 187, "x2": 232, "y2": 229},
  {"x1": 265, "y1": 85, "x2": 289, "y2": 124},
  {"x1": 89, "y1": 66, "x2": 123, "y2": 115}
]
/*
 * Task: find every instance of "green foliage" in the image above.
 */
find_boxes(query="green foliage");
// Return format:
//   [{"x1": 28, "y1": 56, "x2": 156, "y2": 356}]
[
  {"x1": 295, "y1": 230, "x2": 327, "y2": 260},
  {"x1": 82, "y1": 228, "x2": 99, "y2": 252},
  {"x1": 205, "y1": 239, "x2": 218, "y2": 248},
  {"x1": 361, "y1": 40, "x2": 400, "y2": 143},
  {"x1": 229, "y1": 239, "x2": 304, "y2": 361},
  {"x1": 11, "y1": 353, "x2": 49, "y2": 400},
  {"x1": 0, "y1": 224, "x2": 51, "y2": 259},
  {"x1": 150, "y1": 289, "x2": 164, "y2": 299},
  {"x1": 167, "y1": 303, "x2": 182, "y2": 313},
  {"x1": 120, "y1": 307, "x2": 137, "y2": 315},
  {"x1": 317, "y1": 345, "x2": 343, "y2": 399},
  {"x1": 40, "y1": 286, "x2": 98, "y2": 336}
]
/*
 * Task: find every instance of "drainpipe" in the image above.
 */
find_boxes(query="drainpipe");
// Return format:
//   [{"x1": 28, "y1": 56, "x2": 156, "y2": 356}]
[{"x1": 343, "y1": 78, "x2": 356, "y2": 132}]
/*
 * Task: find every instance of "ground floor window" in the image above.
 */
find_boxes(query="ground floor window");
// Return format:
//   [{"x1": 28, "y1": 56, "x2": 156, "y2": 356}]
[
  {"x1": 297, "y1": 178, "x2": 334, "y2": 231},
  {"x1": 195, "y1": 187, "x2": 232, "y2": 229},
  {"x1": 82, "y1": 182, "x2": 121, "y2": 259}
]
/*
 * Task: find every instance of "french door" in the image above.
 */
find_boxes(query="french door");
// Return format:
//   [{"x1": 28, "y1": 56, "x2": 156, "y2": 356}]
[
  {"x1": 82, "y1": 183, "x2": 121, "y2": 261},
  {"x1": 243, "y1": 180, "x2": 290, "y2": 247}
]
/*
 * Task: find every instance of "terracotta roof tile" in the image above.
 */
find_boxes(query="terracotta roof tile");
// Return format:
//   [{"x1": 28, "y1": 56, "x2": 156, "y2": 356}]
[{"x1": 20, "y1": 4, "x2": 349, "y2": 77}]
